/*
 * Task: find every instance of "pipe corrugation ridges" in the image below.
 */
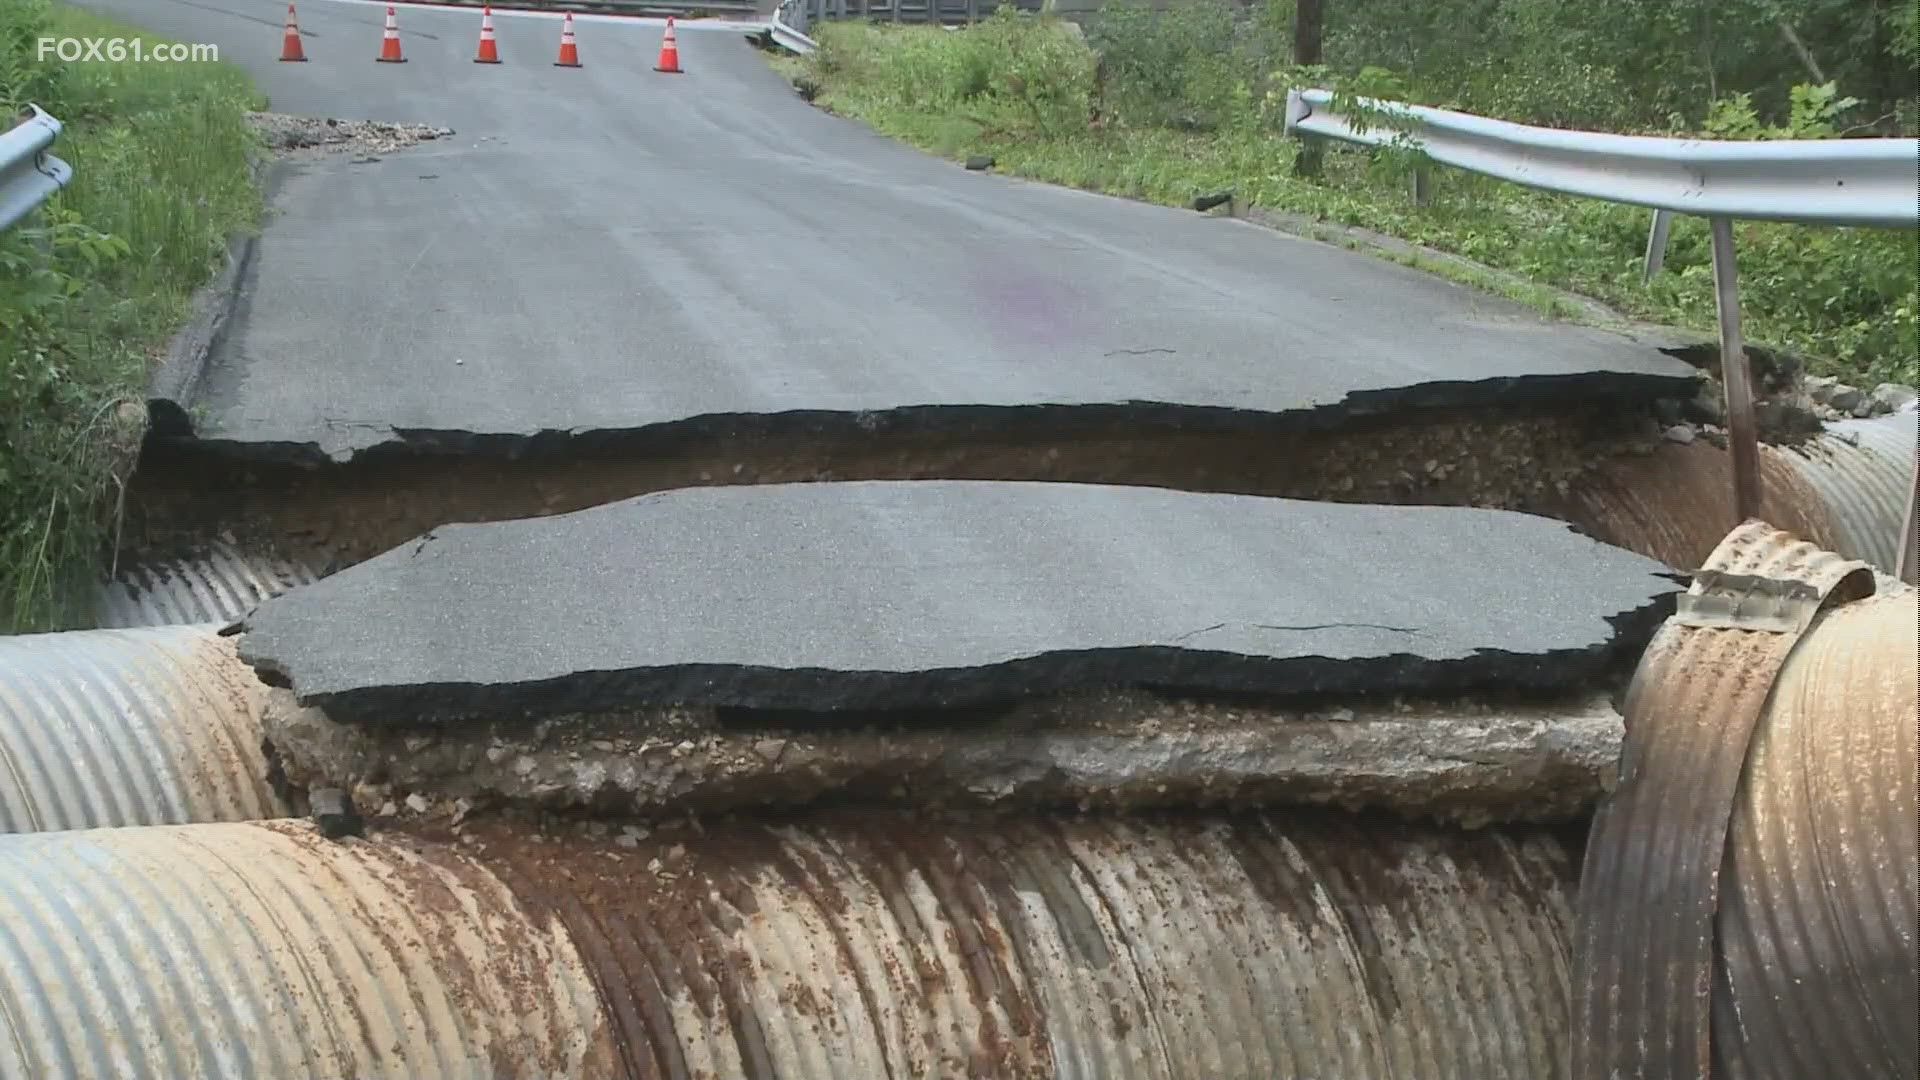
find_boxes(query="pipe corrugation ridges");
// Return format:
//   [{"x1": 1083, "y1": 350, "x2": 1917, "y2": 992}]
[
  {"x1": 96, "y1": 544, "x2": 320, "y2": 629},
  {"x1": 1696, "y1": 516, "x2": 1877, "y2": 590},
  {"x1": 1555, "y1": 441, "x2": 1834, "y2": 573},
  {"x1": 1570, "y1": 521, "x2": 1881, "y2": 1079},
  {"x1": 0, "y1": 813, "x2": 1584, "y2": 1079},
  {"x1": 1554, "y1": 411, "x2": 1913, "y2": 575},
  {"x1": 0, "y1": 626, "x2": 287, "y2": 833},
  {"x1": 0, "y1": 820, "x2": 615, "y2": 1078},
  {"x1": 1713, "y1": 582, "x2": 1919, "y2": 1078},
  {"x1": 472, "y1": 811, "x2": 1580, "y2": 1079},
  {"x1": 1773, "y1": 407, "x2": 1917, "y2": 576}
]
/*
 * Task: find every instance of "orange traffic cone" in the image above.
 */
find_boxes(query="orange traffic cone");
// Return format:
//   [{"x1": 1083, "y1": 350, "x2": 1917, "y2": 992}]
[
  {"x1": 280, "y1": 2, "x2": 306, "y2": 61},
  {"x1": 553, "y1": 12, "x2": 581, "y2": 67},
  {"x1": 376, "y1": 5, "x2": 406, "y2": 63},
  {"x1": 474, "y1": 6, "x2": 500, "y2": 63},
  {"x1": 652, "y1": 15, "x2": 682, "y2": 74}
]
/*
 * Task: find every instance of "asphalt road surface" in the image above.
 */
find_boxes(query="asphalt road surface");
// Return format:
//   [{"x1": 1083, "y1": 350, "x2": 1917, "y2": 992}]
[
  {"x1": 86, "y1": 0, "x2": 1694, "y2": 463},
  {"x1": 236, "y1": 481, "x2": 1681, "y2": 721}
]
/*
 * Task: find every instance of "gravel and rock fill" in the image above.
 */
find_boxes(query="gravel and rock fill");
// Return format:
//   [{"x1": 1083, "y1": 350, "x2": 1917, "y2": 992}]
[
  {"x1": 263, "y1": 685, "x2": 1627, "y2": 828},
  {"x1": 246, "y1": 112, "x2": 454, "y2": 158}
]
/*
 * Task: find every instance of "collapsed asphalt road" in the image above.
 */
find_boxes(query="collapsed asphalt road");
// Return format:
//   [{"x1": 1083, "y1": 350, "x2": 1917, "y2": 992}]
[
  {"x1": 225, "y1": 480, "x2": 1679, "y2": 825},
  {"x1": 16, "y1": 13, "x2": 1905, "y2": 1075},
  {"x1": 233, "y1": 480, "x2": 1681, "y2": 720},
  {"x1": 53, "y1": 5, "x2": 1773, "y2": 826},
  {"x1": 86, "y1": 0, "x2": 1694, "y2": 466}
]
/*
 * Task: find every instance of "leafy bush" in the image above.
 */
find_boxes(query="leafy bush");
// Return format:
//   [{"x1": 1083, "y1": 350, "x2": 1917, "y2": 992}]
[
  {"x1": 812, "y1": 9, "x2": 1095, "y2": 139},
  {"x1": 0, "y1": 0, "x2": 63, "y2": 112},
  {"x1": 1085, "y1": 0, "x2": 1282, "y2": 132}
]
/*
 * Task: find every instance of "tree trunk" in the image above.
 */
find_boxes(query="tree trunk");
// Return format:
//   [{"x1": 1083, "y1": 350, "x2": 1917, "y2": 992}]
[
  {"x1": 1292, "y1": 0, "x2": 1326, "y2": 179},
  {"x1": 1775, "y1": 17, "x2": 1826, "y2": 84}
]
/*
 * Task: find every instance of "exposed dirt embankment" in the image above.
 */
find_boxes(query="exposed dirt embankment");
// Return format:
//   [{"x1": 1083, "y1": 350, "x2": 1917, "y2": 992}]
[
  {"x1": 126, "y1": 399, "x2": 1676, "y2": 570},
  {"x1": 264, "y1": 685, "x2": 1627, "y2": 829}
]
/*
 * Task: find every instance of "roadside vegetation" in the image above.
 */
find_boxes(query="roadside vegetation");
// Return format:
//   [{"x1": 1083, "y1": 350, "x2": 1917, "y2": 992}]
[
  {"x1": 781, "y1": 0, "x2": 1918, "y2": 389},
  {"x1": 0, "y1": 0, "x2": 262, "y2": 630}
]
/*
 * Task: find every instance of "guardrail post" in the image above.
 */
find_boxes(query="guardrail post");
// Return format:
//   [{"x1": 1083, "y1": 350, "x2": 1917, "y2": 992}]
[
  {"x1": 1642, "y1": 209, "x2": 1672, "y2": 284},
  {"x1": 1412, "y1": 165, "x2": 1432, "y2": 208},
  {"x1": 1709, "y1": 217, "x2": 1763, "y2": 525}
]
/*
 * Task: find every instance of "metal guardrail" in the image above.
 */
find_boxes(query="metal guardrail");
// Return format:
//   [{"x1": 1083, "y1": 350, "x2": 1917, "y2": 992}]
[
  {"x1": 0, "y1": 105, "x2": 74, "y2": 233},
  {"x1": 1282, "y1": 89, "x2": 1918, "y2": 226},
  {"x1": 1282, "y1": 88, "x2": 1920, "y2": 534},
  {"x1": 785, "y1": 0, "x2": 1043, "y2": 27},
  {"x1": 771, "y1": 0, "x2": 819, "y2": 52}
]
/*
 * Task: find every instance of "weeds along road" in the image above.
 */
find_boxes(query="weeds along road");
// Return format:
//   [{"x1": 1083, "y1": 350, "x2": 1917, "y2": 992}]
[{"x1": 80, "y1": 0, "x2": 1695, "y2": 466}]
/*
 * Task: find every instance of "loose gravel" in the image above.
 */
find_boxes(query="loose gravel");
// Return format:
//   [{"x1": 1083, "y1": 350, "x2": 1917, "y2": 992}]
[{"x1": 247, "y1": 112, "x2": 455, "y2": 158}]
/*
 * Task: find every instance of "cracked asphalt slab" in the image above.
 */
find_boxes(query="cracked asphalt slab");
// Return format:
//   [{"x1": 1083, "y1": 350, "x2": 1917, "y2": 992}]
[
  {"x1": 234, "y1": 481, "x2": 1683, "y2": 722},
  {"x1": 83, "y1": 0, "x2": 1695, "y2": 464}
]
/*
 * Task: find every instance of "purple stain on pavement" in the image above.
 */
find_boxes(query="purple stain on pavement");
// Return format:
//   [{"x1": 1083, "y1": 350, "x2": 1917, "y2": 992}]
[{"x1": 971, "y1": 268, "x2": 1093, "y2": 352}]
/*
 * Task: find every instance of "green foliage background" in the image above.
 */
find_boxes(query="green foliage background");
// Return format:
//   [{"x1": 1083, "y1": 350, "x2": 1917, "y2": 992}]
[
  {"x1": 1, "y1": 0, "x2": 262, "y2": 630},
  {"x1": 791, "y1": 0, "x2": 1918, "y2": 395}
]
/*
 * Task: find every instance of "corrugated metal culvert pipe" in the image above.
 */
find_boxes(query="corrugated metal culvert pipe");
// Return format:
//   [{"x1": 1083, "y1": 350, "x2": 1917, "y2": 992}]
[
  {"x1": 0, "y1": 811, "x2": 1583, "y2": 1079},
  {"x1": 1711, "y1": 580, "x2": 1918, "y2": 1078},
  {"x1": 95, "y1": 543, "x2": 322, "y2": 629},
  {"x1": 0, "y1": 819, "x2": 612, "y2": 1079},
  {"x1": 0, "y1": 625, "x2": 288, "y2": 834},
  {"x1": 1556, "y1": 406, "x2": 1916, "y2": 574},
  {"x1": 1571, "y1": 521, "x2": 1918, "y2": 1079},
  {"x1": 1776, "y1": 407, "x2": 1919, "y2": 575}
]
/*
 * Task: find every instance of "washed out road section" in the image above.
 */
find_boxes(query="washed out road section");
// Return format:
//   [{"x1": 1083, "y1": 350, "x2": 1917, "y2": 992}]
[
  {"x1": 235, "y1": 480, "x2": 1682, "y2": 722},
  {"x1": 85, "y1": 0, "x2": 1695, "y2": 464}
]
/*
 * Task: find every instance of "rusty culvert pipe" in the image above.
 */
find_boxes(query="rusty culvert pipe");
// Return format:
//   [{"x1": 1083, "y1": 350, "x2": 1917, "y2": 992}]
[
  {"x1": 0, "y1": 625, "x2": 288, "y2": 833},
  {"x1": 1557, "y1": 407, "x2": 1917, "y2": 574},
  {"x1": 1572, "y1": 522, "x2": 1918, "y2": 1079},
  {"x1": 0, "y1": 812, "x2": 1584, "y2": 1079},
  {"x1": 95, "y1": 543, "x2": 321, "y2": 629},
  {"x1": 1711, "y1": 581, "x2": 1918, "y2": 1078},
  {"x1": 0, "y1": 820, "x2": 611, "y2": 1079},
  {"x1": 1771, "y1": 408, "x2": 1918, "y2": 575}
]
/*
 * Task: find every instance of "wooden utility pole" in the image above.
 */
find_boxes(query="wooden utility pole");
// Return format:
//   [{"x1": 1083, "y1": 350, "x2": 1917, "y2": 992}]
[{"x1": 1292, "y1": 0, "x2": 1325, "y2": 178}]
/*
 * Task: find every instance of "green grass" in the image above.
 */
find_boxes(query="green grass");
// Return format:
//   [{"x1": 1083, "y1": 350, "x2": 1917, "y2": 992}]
[
  {"x1": 789, "y1": 15, "x2": 1918, "y2": 392},
  {"x1": 1, "y1": 0, "x2": 264, "y2": 631}
]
